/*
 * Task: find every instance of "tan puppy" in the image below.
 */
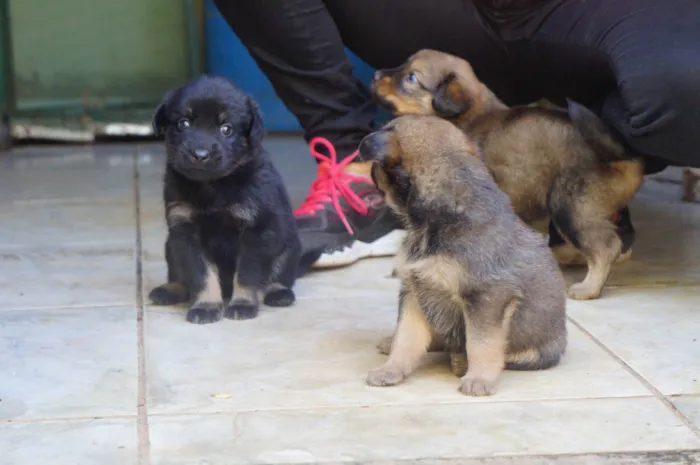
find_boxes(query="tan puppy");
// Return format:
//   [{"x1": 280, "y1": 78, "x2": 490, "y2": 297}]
[
  {"x1": 360, "y1": 115, "x2": 567, "y2": 396},
  {"x1": 371, "y1": 49, "x2": 644, "y2": 300}
]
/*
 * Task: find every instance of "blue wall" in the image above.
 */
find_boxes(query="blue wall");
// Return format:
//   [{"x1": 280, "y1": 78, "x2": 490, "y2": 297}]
[{"x1": 204, "y1": 0, "x2": 381, "y2": 132}]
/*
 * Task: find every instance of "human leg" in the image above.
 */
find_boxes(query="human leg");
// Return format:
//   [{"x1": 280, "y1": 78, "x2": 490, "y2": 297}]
[
  {"x1": 521, "y1": 0, "x2": 700, "y2": 169},
  {"x1": 212, "y1": 0, "x2": 512, "y2": 269},
  {"x1": 509, "y1": 0, "x2": 700, "y2": 261}
]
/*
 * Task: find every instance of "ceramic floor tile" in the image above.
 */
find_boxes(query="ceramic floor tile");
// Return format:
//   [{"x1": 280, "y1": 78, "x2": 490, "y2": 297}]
[
  {"x1": 0, "y1": 145, "x2": 136, "y2": 204},
  {"x1": 144, "y1": 294, "x2": 648, "y2": 415},
  {"x1": 135, "y1": 147, "x2": 166, "y2": 200},
  {"x1": 0, "y1": 246, "x2": 137, "y2": 310},
  {"x1": 0, "y1": 307, "x2": 138, "y2": 420},
  {"x1": 567, "y1": 287, "x2": 700, "y2": 396},
  {"x1": 673, "y1": 395, "x2": 700, "y2": 430},
  {"x1": 294, "y1": 259, "x2": 401, "y2": 299},
  {"x1": 148, "y1": 397, "x2": 700, "y2": 464},
  {"x1": 0, "y1": 200, "x2": 136, "y2": 251},
  {"x1": 0, "y1": 419, "x2": 137, "y2": 465},
  {"x1": 139, "y1": 196, "x2": 171, "y2": 257}
]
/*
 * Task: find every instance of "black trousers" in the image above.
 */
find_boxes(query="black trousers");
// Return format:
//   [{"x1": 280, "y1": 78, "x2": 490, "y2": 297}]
[{"x1": 213, "y1": 0, "x2": 700, "y2": 169}]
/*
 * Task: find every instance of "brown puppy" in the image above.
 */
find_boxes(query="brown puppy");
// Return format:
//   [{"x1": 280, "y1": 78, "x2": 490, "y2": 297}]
[
  {"x1": 360, "y1": 115, "x2": 567, "y2": 396},
  {"x1": 371, "y1": 49, "x2": 644, "y2": 300}
]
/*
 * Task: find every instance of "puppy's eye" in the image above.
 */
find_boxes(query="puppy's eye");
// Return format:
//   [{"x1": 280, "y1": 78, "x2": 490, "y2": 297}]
[
  {"x1": 220, "y1": 124, "x2": 234, "y2": 137},
  {"x1": 405, "y1": 72, "x2": 418, "y2": 84},
  {"x1": 177, "y1": 118, "x2": 190, "y2": 131}
]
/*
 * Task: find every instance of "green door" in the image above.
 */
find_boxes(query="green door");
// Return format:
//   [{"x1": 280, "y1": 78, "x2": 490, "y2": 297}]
[{"x1": 5, "y1": 0, "x2": 200, "y2": 134}]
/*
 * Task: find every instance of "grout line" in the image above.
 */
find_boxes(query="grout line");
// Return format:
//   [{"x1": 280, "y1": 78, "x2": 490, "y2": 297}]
[
  {"x1": 1, "y1": 414, "x2": 138, "y2": 424},
  {"x1": 142, "y1": 394, "x2": 656, "y2": 418},
  {"x1": 0, "y1": 302, "x2": 137, "y2": 312},
  {"x1": 0, "y1": 393, "x2": 670, "y2": 424},
  {"x1": 567, "y1": 315, "x2": 700, "y2": 438},
  {"x1": 133, "y1": 149, "x2": 151, "y2": 465}
]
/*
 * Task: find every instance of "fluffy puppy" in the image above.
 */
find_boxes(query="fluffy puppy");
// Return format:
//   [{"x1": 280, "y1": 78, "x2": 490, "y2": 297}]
[
  {"x1": 371, "y1": 49, "x2": 644, "y2": 300},
  {"x1": 148, "y1": 75, "x2": 301, "y2": 324},
  {"x1": 360, "y1": 115, "x2": 567, "y2": 396}
]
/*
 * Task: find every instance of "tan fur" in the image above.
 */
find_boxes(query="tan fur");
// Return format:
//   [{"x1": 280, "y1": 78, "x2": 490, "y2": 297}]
[
  {"x1": 371, "y1": 49, "x2": 645, "y2": 300},
  {"x1": 194, "y1": 262, "x2": 223, "y2": 305},
  {"x1": 361, "y1": 115, "x2": 568, "y2": 396},
  {"x1": 166, "y1": 202, "x2": 195, "y2": 228},
  {"x1": 344, "y1": 161, "x2": 373, "y2": 177},
  {"x1": 366, "y1": 291, "x2": 435, "y2": 387},
  {"x1": 231, "y1": 272, "x2": 257, "y2": 300},
  {"x1": 459, "y1": 298, "x2": 517, "y2": 396}
]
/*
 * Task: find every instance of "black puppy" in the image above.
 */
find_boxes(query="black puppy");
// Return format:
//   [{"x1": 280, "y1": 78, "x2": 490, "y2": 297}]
[{"x1": 148, "y1": 75, "x2": 302, "y2": 324}]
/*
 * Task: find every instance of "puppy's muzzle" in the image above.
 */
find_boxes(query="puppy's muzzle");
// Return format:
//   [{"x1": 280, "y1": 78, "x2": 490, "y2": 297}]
[
  {"x1": 192, "y1": 148, "x2": 211, "y2": 162},
  {"x1": 358, "y1": 129, "x2": 391, "y2": 163},
  {"x1": 372, "y1": 65, "x2": 402, "y2": 83},
  {"x1": 371, "y1": 68, "x2": 400, "y2": 113}
]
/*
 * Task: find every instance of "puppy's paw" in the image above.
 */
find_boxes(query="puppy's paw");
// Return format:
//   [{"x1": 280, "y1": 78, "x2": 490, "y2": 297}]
[
  {"x1": 149, "y1": 283, "x2": 188, "y2": 305},
  {"x1": 376, "y1": 335, "x2": 394, "y2": 355},
  {"x1": 366, "y1": 365, "x2": 405, "y2": 387},
  {"x1": 458, "y1": 373, "x2": 498, "y2": 397},
  {"x1": 567, "y1": 282, "x2": 602, "y2": 301},
  {"x1": 186, "y1": 302, "x2": 223, "y2": 324},
  {"x1": 263, "y1": 287, "x2": 295, "y2": 307},
  {"x1": 616, "y1": 248, "x2": 633, "y2": 264},
  {"x1": 225, "y1": 299, "x2": 260, "y2": 320},
  {"x1": 449, "y1": 352, "x2": 468, "y2": 377}
]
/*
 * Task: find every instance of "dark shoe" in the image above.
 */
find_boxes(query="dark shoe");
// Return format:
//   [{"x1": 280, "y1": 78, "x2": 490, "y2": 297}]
[{"x1": 294, "y1": 137, "x2": 404, "y2": 269}]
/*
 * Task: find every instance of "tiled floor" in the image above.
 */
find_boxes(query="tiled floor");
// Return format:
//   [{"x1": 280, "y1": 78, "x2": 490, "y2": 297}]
[{"x1": 1, "y1": 139, "x2": 700, "y2": 465}]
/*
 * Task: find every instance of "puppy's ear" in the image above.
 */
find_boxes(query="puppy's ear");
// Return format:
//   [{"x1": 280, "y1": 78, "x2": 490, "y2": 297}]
[
  {"x1": 246, "y1": 97, "x2": 265, "y2": 148},
  {"x1": 432, "y1": 73, "x2": 471, "y2": 118},
  {"x1": 386, "y1": 164, "x2": 412, "y2": 205},
  {"x1": 152, "y1": 89, "x2": 175, "y2": 136},
  {"x1": 359, "y1": 130, "x2": 392, "y2": 164}
]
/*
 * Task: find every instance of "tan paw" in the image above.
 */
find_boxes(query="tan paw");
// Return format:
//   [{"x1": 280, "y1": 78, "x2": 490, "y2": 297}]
[
  {"x1": 567, "y1": 282, "x2": 603, "y2": 300},
  {"x1": 376, "y1": 335, "x2": 393, "y2": 355},
  {"x1": 458, "y1": 373, "x2": 498, "y2": 396},
  {"x1": 366, "y1": 365, "x2": 405, "y2": 387}
]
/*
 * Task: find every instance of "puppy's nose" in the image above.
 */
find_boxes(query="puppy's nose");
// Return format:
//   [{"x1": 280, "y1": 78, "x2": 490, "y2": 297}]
[
  {"x1": 358, "y1": 133, "x2": 381, "y2": 162},
  {"x1": 193, "y1": 148, "x2": 210, "y2": 161},
  {"x1": 373, "y1": 70, "x2": 383, "y2": 82}
]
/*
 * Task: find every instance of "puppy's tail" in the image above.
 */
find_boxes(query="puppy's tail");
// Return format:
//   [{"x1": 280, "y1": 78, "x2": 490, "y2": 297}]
[
  {"x1": 505, "y1": 336, "x2": 567, "y2": 371},
  {"x1": 567, "y1": 98, "x2": 628, "y2": 163}
]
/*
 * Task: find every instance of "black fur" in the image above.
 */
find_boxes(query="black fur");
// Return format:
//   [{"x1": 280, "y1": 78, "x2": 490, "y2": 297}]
[
  {"x1": 148, "y1": 75, "x2": 301, "y2": 323},
  {"x1": 549, "y1": 206, "x2": 583, "y2": 251},
  {"x1": 431, "y1": 73, "x2": 471, "y2": 119},
  {"x1": 567, "y1": 98, "x2": 628, "y2": 163},
  {"x1": 616, "y1": 206, "x2": 636, "y2": 254}
]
